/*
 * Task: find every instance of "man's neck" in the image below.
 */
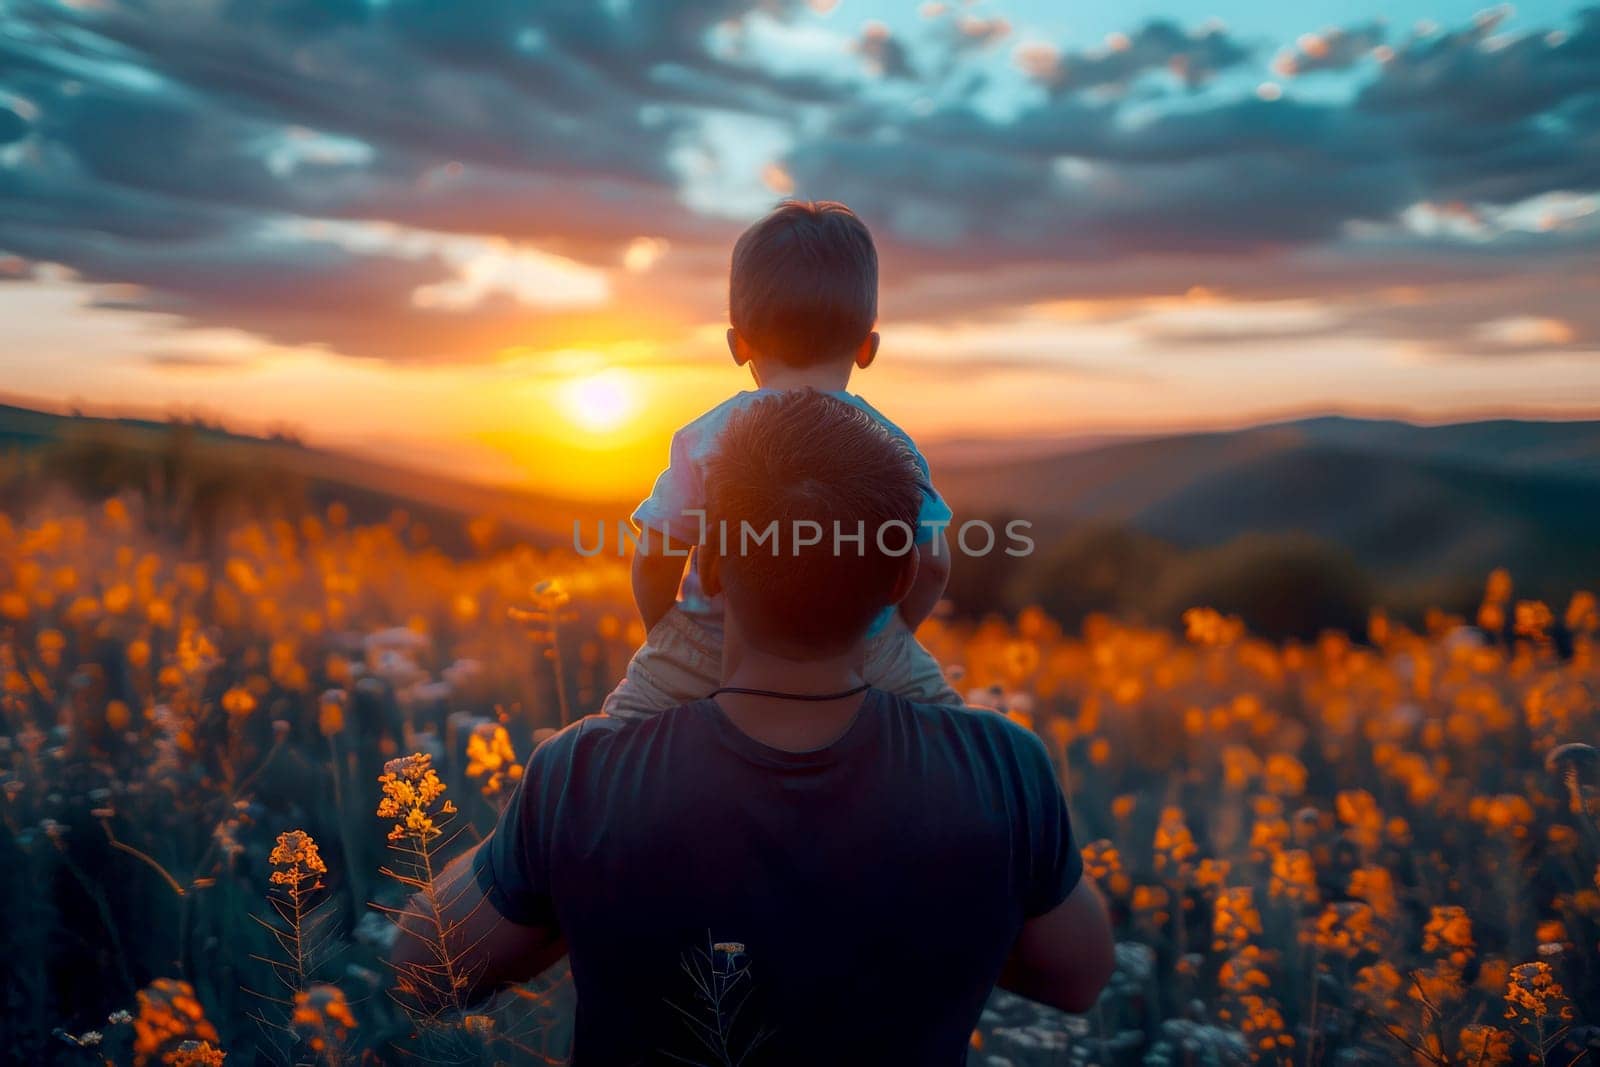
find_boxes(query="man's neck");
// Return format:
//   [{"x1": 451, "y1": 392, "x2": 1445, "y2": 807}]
[
  {"x1": 750, "y1": 361, "x2": 854, "y2": 393},
  {"x1": 714, "y1": 645, "x2": 869, "y2": 753}
]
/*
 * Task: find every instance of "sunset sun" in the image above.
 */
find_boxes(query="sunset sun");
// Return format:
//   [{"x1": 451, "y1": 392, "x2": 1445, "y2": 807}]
[{"x1": 562, "y1": 370, "x2": 636, "y2": 433}]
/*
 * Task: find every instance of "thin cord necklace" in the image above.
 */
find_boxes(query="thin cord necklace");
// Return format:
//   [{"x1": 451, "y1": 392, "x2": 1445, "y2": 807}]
[{"x1": 707, "y1": 683, "x2": 871, "y2": 702}]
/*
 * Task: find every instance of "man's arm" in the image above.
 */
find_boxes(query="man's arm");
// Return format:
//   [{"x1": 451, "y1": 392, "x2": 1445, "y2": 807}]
[
  {"x1": 389, "y1": 841, "x2": 566, "y2": 1015},
  {"x1": 897, "y1": 530, "x2": 950, "y2": 629},
  {"x1": 998, "y1": 877, "x2": 1115, "y2": 1013},
  {"x1": 631, "y1": 529, "x2": 690, "y2": 633}
]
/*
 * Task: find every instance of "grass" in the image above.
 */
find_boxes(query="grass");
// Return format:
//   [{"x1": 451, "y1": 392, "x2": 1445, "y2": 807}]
[{"x1": 2, "y1": 493, "x2": 1596, "y2": 1065}]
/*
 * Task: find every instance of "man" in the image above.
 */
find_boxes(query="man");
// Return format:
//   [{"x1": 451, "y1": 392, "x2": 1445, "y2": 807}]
[{"x1": 392, "y1": 390, "x2": 1114, "y2": 1065}]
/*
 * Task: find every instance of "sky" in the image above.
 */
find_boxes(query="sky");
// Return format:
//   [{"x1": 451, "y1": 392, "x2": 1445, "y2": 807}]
[{"x1": 1, "y1": 0, "x2": 1598, "y2": 499}]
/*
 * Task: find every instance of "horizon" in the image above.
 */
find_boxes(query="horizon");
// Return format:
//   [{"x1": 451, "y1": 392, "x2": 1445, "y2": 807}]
[
  {"x1": 3, "y1": 0, "x2": 1599, "y2": 498},
  {"x1": 7, "y1": 387, "x2": 1598, "y2": 503}
]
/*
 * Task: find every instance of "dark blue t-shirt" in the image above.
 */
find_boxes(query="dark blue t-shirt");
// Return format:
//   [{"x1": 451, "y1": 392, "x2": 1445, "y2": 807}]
[{"x1": 474, "y1": 688, "x2": 1082, "y2": 1066}]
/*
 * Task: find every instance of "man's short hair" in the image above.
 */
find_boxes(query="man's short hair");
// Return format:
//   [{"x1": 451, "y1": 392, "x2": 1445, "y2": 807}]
[
  {"x1": 729, "y1": 200, "x2": 878, "y2": 368},
  {"x1": 704, "y1": 390, "x2": 921, "y2": 657}
]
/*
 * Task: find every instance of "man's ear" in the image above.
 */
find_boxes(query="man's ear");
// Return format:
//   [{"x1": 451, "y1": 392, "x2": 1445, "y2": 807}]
[
  {"x1": 698, "y1": 543, "x2": 723, "y2": 599},
  {"x1": 854, "y1": 330, "x2": 880, "y2": 370},
  {"x1": 886, "y1": 546, "x2": 918, "y2": 606}
]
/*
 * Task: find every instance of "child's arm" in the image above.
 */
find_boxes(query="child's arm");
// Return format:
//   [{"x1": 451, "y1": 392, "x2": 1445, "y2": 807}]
[
  {"x1": 897, "y1": 528, "x2": 950, "y2": 630},
  {"x1": 631, "y1": 530, "x2": 690, "y2": 634},
  {"x1": 629, "y1": 417, "x2": 706, "y2": 634}
]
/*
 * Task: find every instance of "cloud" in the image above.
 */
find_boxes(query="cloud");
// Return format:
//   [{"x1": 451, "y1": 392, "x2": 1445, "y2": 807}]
[
  {"x1": 855, "y1": 21, "x2": 918, "y2": 80},
  {"x1": 1014, "y1": 20, "x2": 1251, "y2": 94},
  {"x1": 1274, "y1": 22, "x2": 1388, "y2": 77},
  {"x1": 947, "y1": 13, "x2": 1013, "y2": 53},
  {"x1": 0, "y1": 103, "x2": 28, "y2": 143},
  {"x1": 0, "y1": 0, "x2": 786, "y2": 358},
  {"x1": 1328, "y1": 244, "x2": 1600, "y2": 356},
  {"x1": 143, "y1": 351, "x2": 261, "y2": 373},
  {"x1": 1357, "y1": 6, "x2": 1600, "y2": 122},
  {"x1": 0, "y1": 0, "x2": 1596, "y2": 367},
  {"x1": 773, "y1": 8, "x2": 1600, "y2": 357}
]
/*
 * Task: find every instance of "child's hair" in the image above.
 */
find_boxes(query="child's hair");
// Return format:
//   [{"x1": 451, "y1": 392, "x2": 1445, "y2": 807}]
[
  {"x1": 704, "y1": 389, "x2": 920, "y2": 657},
  {"x1": 729, "y1": 200, "x2": 878, "y2": 367}
]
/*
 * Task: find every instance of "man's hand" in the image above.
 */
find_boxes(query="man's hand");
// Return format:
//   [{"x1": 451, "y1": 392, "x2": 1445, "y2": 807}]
[
  {"x1": 896, "y1": 531, "x2": 950, "y2": 630},
  {"x1": 997, "y1": 878, "x2": 1115, "y2": 1014},
  {"x1": 389, "y1": 842, "x2": 566, "y2": 1016},
  {"x1": 632, "y1": 528, "x2": 690, "y2": 633}
]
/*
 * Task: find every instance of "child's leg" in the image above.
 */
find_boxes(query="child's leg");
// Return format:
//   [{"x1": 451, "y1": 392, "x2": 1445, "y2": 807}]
[
  {"x1": 863, "y1": 617, "x2": 964, "y2": 707},
  {"x1": 600, "y1": 607, "x2": 725, "y2": 721}
]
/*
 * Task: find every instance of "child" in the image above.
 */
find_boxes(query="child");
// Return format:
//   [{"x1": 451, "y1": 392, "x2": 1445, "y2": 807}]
[{"x1": 601, "y1": 200, "x2": 963, "y2": 719}]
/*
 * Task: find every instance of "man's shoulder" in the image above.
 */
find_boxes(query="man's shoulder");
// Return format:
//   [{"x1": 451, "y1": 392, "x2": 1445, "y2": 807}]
[
  {"x1": 882, "y1": 692, "x2": 1050, "y2": 759},
  {"x1": 534, "y1": 705, "x2": 703, "y2": 763},
  {"x1": 873, "y1": 693, "x2": 1058, "y2": 816},
  {"x1": 525, "y1": 713, "x2": 628, "y2": 775}
]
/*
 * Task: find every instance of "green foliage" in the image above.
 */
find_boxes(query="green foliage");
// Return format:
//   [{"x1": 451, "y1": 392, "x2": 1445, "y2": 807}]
[
  {"x1": 1009, "y1": 521, "x2": 1177, "y2": 627},
  {"x1": 1145, "y1": 532, "x2": 1376, "y2": 641}
]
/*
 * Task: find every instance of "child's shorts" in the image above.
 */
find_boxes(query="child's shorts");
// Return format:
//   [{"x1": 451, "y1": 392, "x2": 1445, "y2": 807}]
[{"x1": 600, "y1": 607, "x2": 964, "y2": 721}]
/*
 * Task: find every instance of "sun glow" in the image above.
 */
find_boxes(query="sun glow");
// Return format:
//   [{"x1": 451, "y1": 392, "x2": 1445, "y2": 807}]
[{"x1": 561, "y1": 370, "x2": 636, "y2": 433}]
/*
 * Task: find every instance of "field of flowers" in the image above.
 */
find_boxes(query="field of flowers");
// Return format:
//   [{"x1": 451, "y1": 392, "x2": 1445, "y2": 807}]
[{"x1": 1, "y1": 493, "x2": 1597, "y2": 1065}]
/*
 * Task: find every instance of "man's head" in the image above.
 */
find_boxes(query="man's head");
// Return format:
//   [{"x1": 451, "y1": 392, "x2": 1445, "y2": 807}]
[
  {"x1": 701, "y1": 390, "x2": 921, "y2": 660},
  {"x1": 728, "y1": 200, "x2": 879, "y2": 371}
]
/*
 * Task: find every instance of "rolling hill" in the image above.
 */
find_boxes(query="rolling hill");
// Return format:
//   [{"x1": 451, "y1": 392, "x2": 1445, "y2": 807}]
[
  {"x1": 934, "y1": 415, "x2": 1600, "y2": 591},
  {"x1": 3, "y1": 400, "x2": 1596, "y2": 600},
  {"x1": 0, "y1": 400, "x2": 627, "y2": 551}
]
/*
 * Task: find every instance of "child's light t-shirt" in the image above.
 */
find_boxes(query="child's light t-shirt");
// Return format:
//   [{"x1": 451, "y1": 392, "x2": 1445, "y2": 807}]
[{"x1": 631, "y1": 389, "x2": 953, "y2": 637}]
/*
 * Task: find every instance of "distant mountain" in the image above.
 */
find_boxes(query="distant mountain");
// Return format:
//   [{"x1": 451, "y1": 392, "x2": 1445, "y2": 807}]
[
  {"x1": 919, "y1": 430, "x2": 1157, "y2": 468},
  {"x1": 4, "y1": 401, "x2": 1596, "y2": 593},
  {"x1": 1272, "y1": 415, "x2": 1600, "y2": 480},
  {"x1": 935, "y1": 416, "x2": 1600, "y2": 590}
]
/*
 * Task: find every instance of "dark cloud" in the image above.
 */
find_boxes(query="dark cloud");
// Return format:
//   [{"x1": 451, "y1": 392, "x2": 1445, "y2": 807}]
[
  {"x1": 1358, "y1": 7, "x2": 1600, "y2": 123},
  {"x1": 0, "y1": 0, "x2": 1596, "y2": 365},
  {"x1": 780, "y1": 8, "x2": 1600, "y2": 359},
  {"x1": 855, "y1": 22, "x2": 918, "y2": 80},
  {"x1": 793, "y1": 93, "x2": 1415, "y2": 266},
  {"x1": 0, "y1": 104, "x2": 26, "y2": 143},
  {"x1": 1017, "y1": 20, "x2": 1252, "y2": 95},
  {"x1": 0, "y1": 0, "x2": 793, "y2": 358},
  {"x1": 1274, "y1": 22, "x2": 1388, "y2": 77}
]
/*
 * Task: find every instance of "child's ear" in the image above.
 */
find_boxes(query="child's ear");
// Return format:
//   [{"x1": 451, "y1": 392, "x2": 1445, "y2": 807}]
[
  {"x1": 854, "y1": 331, "x2": 880, "y2": 370},
  {"x1": 727, "y1": 328, "x2": 751, "y2": 367},
  {"x1": 886, "y1": 546, "x2": 918, "y2": 606}
]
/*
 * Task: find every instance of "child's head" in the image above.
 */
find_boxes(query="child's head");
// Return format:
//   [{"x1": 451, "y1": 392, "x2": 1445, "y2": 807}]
[
  {"x1": 702, "y1": 389, "x2": 919, "y2": 659},
  {"x1": 728, "y1": 200, "x2": 878, "y2": 370}
]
